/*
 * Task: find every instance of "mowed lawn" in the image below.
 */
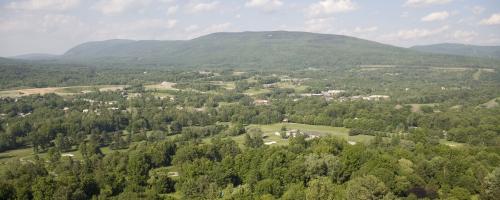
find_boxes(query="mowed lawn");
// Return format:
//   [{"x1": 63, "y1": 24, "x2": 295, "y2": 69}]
[
  {"x1": 203, "y1": 123, "x2": 374, "y2": 147},
  {"x1": 249, "y1": 123, "x2": 373, "y2": 144}
]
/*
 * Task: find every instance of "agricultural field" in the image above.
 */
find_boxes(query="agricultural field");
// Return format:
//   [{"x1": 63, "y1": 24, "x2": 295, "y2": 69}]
[{"x1": 0, "y1": 85, "x2": 125, "y2": 98}]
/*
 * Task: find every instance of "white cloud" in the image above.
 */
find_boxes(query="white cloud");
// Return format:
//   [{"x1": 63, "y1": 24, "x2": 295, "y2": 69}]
[
  {"x1": 471, "y1": 6, "x2": 485, "y2": 15},
  {"x1": 186, "y1": 1, "x2": 219, "y2": 13},
  {"x1": 185, "y1": 22, "x2": 231, "y2": 38},
  {"x1": 0, "y1": 14, "x2": 84, "y2": 33},
  {"x1": 421, "y1": 11, "x2": 449, "y2": 22},
  {"x1": 392, "y1": 26, "x2": 449, "y2": 40},
  {"x1": 245, "y1": 0, "x2": 283, "y2": 11},
  {"x1": 480, "y1": 13, "x2": 500, "y2": 25},
  {"x1": 6, "y1": 0, "x2": 80, "y2": 11},
  {"x1": 92, "y1": 18, "x2": 179, "y2": 40},
  {"x1": 185, "y1": 25, "x2": 199, "y2": 32},
  {"x1": 167, "y1": 19, "x2": 178, "y2": 28},
  {"x1": 404, "y1": 0, "x2": 452, "y2": 7},
  {"x1": 353, "y1": 26, "x2": 378, "y2": 33},
  {"x1": 93, "y1": 0, "x2": 149, "y2": 15},
  {"x1": 167, "y1": 5, "x2": 179, "y2": 15},
  {"x1": 451, "y1": 30, "x2": 477, "y2": 42},
  {"x1": 307, "y1": 0, "x2": 356, "y2": 17},
  {"x1": 304, "y1": 17, "x2": 335, "y2": 33}
]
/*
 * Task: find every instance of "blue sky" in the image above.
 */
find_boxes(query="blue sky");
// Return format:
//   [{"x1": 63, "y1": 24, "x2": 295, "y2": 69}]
[{"x1": 0, "y1": 0, "x2": 499, "y2": 56}]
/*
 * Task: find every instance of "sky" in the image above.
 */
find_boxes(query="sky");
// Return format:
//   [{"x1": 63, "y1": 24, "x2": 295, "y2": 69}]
[{"x1": 0, "y1": 0, "x2": 499, "y2": 57}]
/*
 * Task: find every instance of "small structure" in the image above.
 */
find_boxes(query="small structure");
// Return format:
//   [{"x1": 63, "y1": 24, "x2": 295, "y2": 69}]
[
  {"x1": 322, "y1": 90, "x2": 346, "y2": 96},
  {"x1": 368, "y1": 95, "x2": 389, "y2": 101},
  {"x1": 254, "y1": 99, "x2": 270, "y2": 105},
  {"x1": 264, "y1": 141, "x2": 277, "y2": 145},
  {"x1": 263, "y1": 83, "x2": 277, "y2": 88},
  {"x1": 168, "y1": 172, "x2": 179, "y2": 177}
]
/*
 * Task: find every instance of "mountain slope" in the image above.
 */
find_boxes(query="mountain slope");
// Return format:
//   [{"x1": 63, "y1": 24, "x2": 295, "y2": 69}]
[
  {"x1": 411, "y1": 43, "x2": 500, "y2": 59},
  {"x1": 60, "y1": 31, "x2": 500, "y2": 68}
]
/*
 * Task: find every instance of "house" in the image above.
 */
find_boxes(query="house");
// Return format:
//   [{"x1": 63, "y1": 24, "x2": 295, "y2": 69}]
[
  {"x1": 367, "y1": 95, "x2": 390, "y2": 101},
  {"x1": 254, "y1": 99, "x2": 270, "y2": 105},
  {"x1": 322, "y1": 90, "x2": 346, "y2": 96},
  {"x1": 263, "y1": 83, "x2": 277, "y2": 88}
]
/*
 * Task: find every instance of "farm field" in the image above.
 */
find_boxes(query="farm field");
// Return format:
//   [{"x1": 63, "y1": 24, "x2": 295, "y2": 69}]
[
  {"x1": 145, "y1": 82, "x2": 177, "y2": 91},
  {"x1": 0, "y1": 85, "x2": 126, "y2": 98},
  {"x1": 0, "y1": 144, "x2": 131, "y2": 173}
]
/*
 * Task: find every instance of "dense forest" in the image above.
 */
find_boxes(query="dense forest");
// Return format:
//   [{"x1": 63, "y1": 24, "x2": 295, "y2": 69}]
[{"x1": 0, "y1": 63, "x2": 499, "y2": 199}]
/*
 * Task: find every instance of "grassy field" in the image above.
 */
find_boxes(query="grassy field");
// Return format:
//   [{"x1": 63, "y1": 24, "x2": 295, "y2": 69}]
[
  {"x1": 249, "y1": 123, "x2": 373, "y2": 144},
  {"x1": 275, "y1": 82, "x2": 309, "y2": 92},
  {"x1": 202, "y1": 123, "x2": 372, "y2": 147},
  {"x1": 0, "y1": 145, "x2": 129, "y2": 173},
  {"x1": 439, "y1": 139, "x2": 466, "y2": 148},
  {"x1": 0, "y1": 85, "x2": 125, "y2": 98},
  {"x1": 244, "y1": 88, "x2": 271, "y2": 96},
  {"x1": 479, "y1": 97, "x2": 499, "y2": 108},
  {"x1": 145, "y1": 82, "x2": 178, "y2": 91}
]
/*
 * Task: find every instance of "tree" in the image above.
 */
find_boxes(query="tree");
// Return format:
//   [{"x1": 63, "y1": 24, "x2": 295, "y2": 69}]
[
  {"x1": 244, "y1": 128, "x2": 263, "y2": 148},
  {"x1": 0, "y1": 181, "x2": 15, "y2": 200},
  {"x1": 305, "y1": 177, "x2": 337, "y2": 200},
  {"x1": 170, "y1": 121, "x2": 183, "y2": 134},
  {"x1": 54, "y1": 133, "x2": 71, "y2": 152},
  {"x1": 482, "y1": 168, "x2": 500, "y2": 200},
  {"x1": 282, "y1": 183, "x2": 305, "y2": 200},
  {"x1": 32, "y1": 177, "x2": 56, "y2": 200},
  {"x1": 345, "y1": 175, "x2": 390, "y2": 200},
  {"x1": 127, "y1": 151, "x2": 152, "y2": 186},
  {"x1": 227, "y1": 123, "x2": 246, "y2": 136}
]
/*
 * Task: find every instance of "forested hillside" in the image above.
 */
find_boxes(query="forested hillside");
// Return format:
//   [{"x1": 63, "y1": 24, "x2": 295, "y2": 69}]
[{"x1": 57, "y1": 31, "x2": 500, "y2": 69}]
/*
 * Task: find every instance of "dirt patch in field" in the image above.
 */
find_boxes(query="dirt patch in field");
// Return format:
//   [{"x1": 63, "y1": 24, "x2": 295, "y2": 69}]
[
  {"x1": 145, "y1": 82, "x2": 178, "y2": 90},
  {"x1": 99, "y1": 85, "x2": 126, "y2": 92},
  {"x1": 479, "y1": 98, "x2": 499, "y2": 108}
]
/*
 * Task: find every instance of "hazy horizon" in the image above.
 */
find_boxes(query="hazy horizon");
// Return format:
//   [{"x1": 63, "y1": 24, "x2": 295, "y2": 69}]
[{"x1": 1, "y1": 0, "x2": 500, "y2": 57}]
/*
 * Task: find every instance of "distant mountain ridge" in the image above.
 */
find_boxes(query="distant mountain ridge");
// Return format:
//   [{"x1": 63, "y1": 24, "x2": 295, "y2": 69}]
[
  {"x1": 11, "y1": 53, "x2": 60, "y2": 60},
  {"x1": 5, "y1": 31, "x2": 500, "y2": 69},
  {"x1": 411, "y1": 43, "x2": 500, "y2": 59}
]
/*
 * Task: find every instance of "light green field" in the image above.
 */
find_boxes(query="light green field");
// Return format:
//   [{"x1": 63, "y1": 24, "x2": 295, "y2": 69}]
[
  {"x1": 439, "y1": 139, "x2": 465, "y2": 148},
  {"x1": 0, "y1": 145, "x2": 128, "y2": 173},
  {"x1": 275, "y1": 82, "x2": 309, "y2": 92},
  {"x1": 248, "y1": 123, "x2": 373, "y2": 143},
  {"x1": 479, "y1": 97, "x2": 499, "y2": 108},
  {"x1": 0, "y1": 85, "x2": 125, "y2": 98},
  {"x1": 244, "y1": 88, "x2": 271, "y2": 96},
  {"x1": 203, "y1": 123, "x2": 372, "y2": 147}
]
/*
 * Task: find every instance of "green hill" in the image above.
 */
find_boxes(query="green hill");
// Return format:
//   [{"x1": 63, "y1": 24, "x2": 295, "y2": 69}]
[
  {"x1": 60, "y1": 31, "x2": 500, "y2": 69},
  {"x1": 411, "y1": 43, "x2": 500, "y2": 60}
]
